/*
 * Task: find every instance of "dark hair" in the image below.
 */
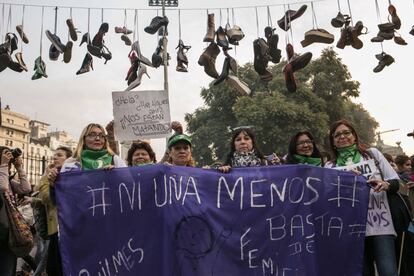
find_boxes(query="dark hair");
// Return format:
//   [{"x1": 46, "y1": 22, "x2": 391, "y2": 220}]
[
  {"x1": 126, "y1": 141, "x2": 157, "y2": 166},
  {"x1": 0, "y1": 146, "x2": 10, "y2": 155},
  {"x1": 285, "y1": 131, "x2": 323, "y2": 165},
  {"x1": 395, "y1": 155, "x2": 409, "y2": 167},
  {"x1": 56, "y1": 146, "x2": 73, "y2": 158},
  {"x1": 328, "y1": 119, "x2": 369, "y2": 162},
  {"x1": 224, "y1": 128, "x2": 265, "y2": 165}
]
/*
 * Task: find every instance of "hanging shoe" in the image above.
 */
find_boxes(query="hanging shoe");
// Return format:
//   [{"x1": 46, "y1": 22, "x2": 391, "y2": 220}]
[
  {"x1": 7, "y1": 59, "x2": 24, "y2": 72},
  {"x1": 115, "y1": 26, "x2": 133, "y2": 34},
  {"x1": 394, "y1": 34, "x2": 407, "y2": 45},
  {"x1": 216, "y1": 26, "x2": 229, "y2": 48},
  {"x1": 331, "y1": 12, "x2": 351, "y2": 28},
  {"x1": 388, "y1": 5, "x2": 401, "y2": 30},
  {"x1": 63, "y1": 41, "x2": 73, "y2": 63},
  {"x1": 126, "y1": 59, "x2": 139, "y2": 83},
  {"x1": 121, "y1": 34, "x2": 132, "y2": 46},
  {"x1": 300, "y1": 29, "x2": 335, "y2": 47},
  {"x1": 336, "y1": 26, "x2": 352, "y2": 49},
  {"x1": 49, "y1": 44, "x2": 60, "y2": 61},
  {"x1": 203, "y1": 13, "x2": 216, "y2": 42},
  {"x1": 152, "y1": 38, "x2": 164, "y2": 68},
  {"x1": 125, "y1": 64, "x2": 150, "y2": 91},
  {"x1": 198, "y1": 42, "x2": 220, "y2": 79},
  {"x1": 144, "y1": 16, "x2": 169, "y2": 34},
  {"x1": 410, "y1": 26, "x2": 414, "y2": 36},
  {"x1": 80, "y1": 33, "x2": 90, "y2": 46},
  {"x1": 226, "y1": 75, "x2": 251, "y2": 96},
  {"x1": 277, "y1": 5, "x2": 307, "y2": 31},
  {"x1": 253, "y1": 38, "x2": 272, "y2": 81},
  {"x1": 226, "y1": 25, "x2": 245, "y2": 42},
  {"x1": 66, "y1": 19, "x2": 79, "y2": 41},
  {"x1": 31, "y1": 56, "x2": 47, "y2": 80},
  {"x1": 264, "y1": 27, "x2": 282, "y2": 63},
  {"x1": 45, "y1": 30, "x2": 67, "y2": 53},
  {"x1": 15, "y1": 25, "x2": 29, "y2": 44},
  {"x1": 350, "y1": 21, "x2": 367, "y2": 50},
  {"x1": 99, "y1": 22, "x2": 109, "y2": 33},
  {"x1": 373, "y1": 52, "x2": 394, "y2": 73},
  {"x1": 131, "y1": 41, "x2": 152, "y2": 67},
  {"x1": 0, "y1": 53, "x2": 11, "y2": 72},
  {"x1": 289, "y1": 52, "x2": 313, "y2": 72},
  {"x1": 5, "y1": 33, "x2": 18, "y2": 54},
  {"x1": 14, "y1": 52, "x2": 28, "y2": 71},
  {"x1": 176, "y1": 39, "x2": 190, "y2": 72},
  {"x1": 283, "y1": 63, "x2": 296, "y2": 92},
  {"x1": 76, "y1": 53, "x2": 93, "y2": 75},
  {"x1": 213, "y1": 57, "x2": 230, "y2": 85}
]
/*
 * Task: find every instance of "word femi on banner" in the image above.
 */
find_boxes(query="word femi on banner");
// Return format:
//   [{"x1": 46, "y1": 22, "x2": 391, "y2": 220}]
[
  {"x1": 112, "y1": 90, "x2": 171, "y2": 141},
  {"x1": 55, "y1": 165, "x2": 370, "y2": 276}
]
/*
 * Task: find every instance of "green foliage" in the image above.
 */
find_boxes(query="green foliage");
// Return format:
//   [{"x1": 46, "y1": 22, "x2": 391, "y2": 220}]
[{"x1": 185, "y1": 47, "x2": 378, "y2": 166}]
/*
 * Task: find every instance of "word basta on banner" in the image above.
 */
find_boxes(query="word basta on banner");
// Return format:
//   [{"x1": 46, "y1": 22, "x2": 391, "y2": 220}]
[{"x1": 55, "y1": 164, "x2": 370, "y2": 276}]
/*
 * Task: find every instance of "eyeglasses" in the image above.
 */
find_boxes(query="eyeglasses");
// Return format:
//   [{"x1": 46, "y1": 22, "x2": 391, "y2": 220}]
[
  {"x1": 297, "y1": 140, "x2": 313, "y2": 146},
  {"x1": 85, "y1": 133, "x2": 107, "y2": 140},
  {"x1": 333, "y1": 130, "x2": 353, "y2": 139}
]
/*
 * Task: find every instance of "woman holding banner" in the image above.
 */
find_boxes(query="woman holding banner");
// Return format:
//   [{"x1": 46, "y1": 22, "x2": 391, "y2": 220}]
[
  {"x1": 166, "y1": 133, "x2": 195, "y2": 167},
  {"x1": 126, "y1": 141, "x2": 157, "y2": 166},
  {"x1": 60, "y1": 123, "x2": 127, "y2": 172},
  {"x1": 326, "y1": 119, "x2": 408, "y2": 276},
  {"x1": 219, "y1": 127, "x2": 267, "y2": 173},
  {"x1": 285, "y1": 131, "x2": 324, "y2": 166}
]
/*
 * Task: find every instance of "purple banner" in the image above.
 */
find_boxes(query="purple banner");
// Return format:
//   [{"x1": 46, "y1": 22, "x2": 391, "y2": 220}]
[{"x1": 55, "y1": 164, "x2": 369, "y2": 276}]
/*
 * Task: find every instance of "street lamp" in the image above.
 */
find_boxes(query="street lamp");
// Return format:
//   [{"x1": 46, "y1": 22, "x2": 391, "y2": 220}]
[{"x1": 148, "y1": 0, "x2": 178, "y2": 7}]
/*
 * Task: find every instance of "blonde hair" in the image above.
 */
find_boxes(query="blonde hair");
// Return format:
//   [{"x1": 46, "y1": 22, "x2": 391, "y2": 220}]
[
  {"x1": 73, "y1": 123, "x2": 115, "y2": 160},
  {"x1": 167, "y1": 154, "x2": 196, "y2": 167}
]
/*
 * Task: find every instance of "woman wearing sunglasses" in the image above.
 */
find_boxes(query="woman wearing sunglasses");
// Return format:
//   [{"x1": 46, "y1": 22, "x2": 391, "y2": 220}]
[{"x1": 326, "y1": 119, "x2": 405, "y2": 276}]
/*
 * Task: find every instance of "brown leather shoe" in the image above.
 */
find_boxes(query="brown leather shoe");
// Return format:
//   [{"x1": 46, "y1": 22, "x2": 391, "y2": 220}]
[
  {"x1": 277, "y1": 5, "x2": 307, "y2": 31},
  {"x1": 300, "y1": 29, "x2": 335, "y2": 47},
  {"x1": 394, "y1": 35, "x2": 407, "y2": 45},
  {"x1": 16, "y1": 25, "x2": 29, "y2": 44},
  {"x1": 203, "y1": 13, "x2": 216, "y2": 42},
  {"x1": 388, "y1": 5, "x2": 401, "y2": 30},
  {"x1": 283, "y1": 63, "x2": 296, "y2": 92},
  {"x1": 350, "y1": 21, "x2": 366, "y2": 49},
  {"x1": 198, "y1": 42, "x2": 220, "y2": 79}
]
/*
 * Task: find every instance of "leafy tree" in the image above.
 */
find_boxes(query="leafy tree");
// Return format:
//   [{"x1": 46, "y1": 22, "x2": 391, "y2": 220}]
[{"x1": 185, "y1": 48, "x2": 378, "y2": 165}]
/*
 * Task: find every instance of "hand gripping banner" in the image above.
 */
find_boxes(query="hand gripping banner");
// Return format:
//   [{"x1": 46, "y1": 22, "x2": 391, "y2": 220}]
[{"x1": 55, "y1": 164, "x2": 370, "y2": 276}]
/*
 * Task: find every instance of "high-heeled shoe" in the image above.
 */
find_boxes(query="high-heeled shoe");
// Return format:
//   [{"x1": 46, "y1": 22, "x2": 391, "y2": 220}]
[
  {"x1": 79, "y1": 33, "x2": 90, "y2": 47},
  {"x1": 213, "y1": 57, "x2": 230, "y2": 85},
  {"x1": 131, "y1": 41, "x2": 152, "y2": 67},
  {"x1": 152, "y1": 38, "x2": 164, "y2": 68},
  {"x1": 15, "y1": 52, "x2": 28, "y2": 71},
  {"x1": 125, "y1": 64, "x2": 150, "y2": 91},
  {"x1": 76, "y1": 53, "x2": 93, "y2": 75}
]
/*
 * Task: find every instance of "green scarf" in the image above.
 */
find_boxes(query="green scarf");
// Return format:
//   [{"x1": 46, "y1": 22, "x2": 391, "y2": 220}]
[
  {"x1": 293, "y1": 154, "x2": 322, "y2": 166},
  {"x1": 81, "y1": 149, "x2": 113, "y2": 170},
  {"x1": 134, "y1": 161, "x2": 154, "y2": 167},
  {"x1": 336, "y1": 144, "x2": 362, "y2": 166}
]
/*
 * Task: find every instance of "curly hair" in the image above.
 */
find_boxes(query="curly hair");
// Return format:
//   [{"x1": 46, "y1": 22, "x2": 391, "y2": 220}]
[{"x1": 126, "y1": 141, "x2": 157, "y2": 166}]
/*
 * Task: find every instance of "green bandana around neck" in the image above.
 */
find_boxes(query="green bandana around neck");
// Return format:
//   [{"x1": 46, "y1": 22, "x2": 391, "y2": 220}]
[
  {"x1": 293, "y1": 154, "x2": 322, "y2": 166},
  {"x1": 336, "y1": 144, "x2": 362, "y2": 166},
  {"x1": 81, "y1": 149, "x2": 113, "y2": 170},
  {"x1": 134, "y1": 161, "x2": 154, "y2": 167}
]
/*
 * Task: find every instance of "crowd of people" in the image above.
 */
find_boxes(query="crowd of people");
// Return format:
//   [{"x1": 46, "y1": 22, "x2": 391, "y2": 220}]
[{"x1": 0, "y1": 119, "x2": 413, "y2": 276}]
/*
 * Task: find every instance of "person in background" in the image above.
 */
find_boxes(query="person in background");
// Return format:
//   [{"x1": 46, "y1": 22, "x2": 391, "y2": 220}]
[
  {"x1": 285, "y1": 131, "x2": 324, "y2": 166},
  {"x1": 326, "y1": 119, "x2": 408, "y2": 276},
  {"x1": 126, "y1": 141, "x2": 157, "y2": 166},
  {"x1": 219, "y1": 127, "x2": 267, "y2": 173},
  {"x1": 383, "y1": 153, "x2": 398, "y2": 172},
  {"x1": 0, "y1": 146, "x2": 31, "y2": 276},
  {"x1": 36, "y1": 146, "x2": 72, "y2": 276}
]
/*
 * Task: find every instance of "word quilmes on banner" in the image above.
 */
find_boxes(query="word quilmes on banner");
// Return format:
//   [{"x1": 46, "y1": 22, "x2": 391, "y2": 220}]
[{"x1": 55, "y1": 164, "x2": 370, "y2": 276}]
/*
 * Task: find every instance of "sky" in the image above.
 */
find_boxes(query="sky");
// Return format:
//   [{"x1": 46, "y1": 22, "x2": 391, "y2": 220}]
[{"x1": 1, "y1": 0, "x2": 414, "y2": 159}]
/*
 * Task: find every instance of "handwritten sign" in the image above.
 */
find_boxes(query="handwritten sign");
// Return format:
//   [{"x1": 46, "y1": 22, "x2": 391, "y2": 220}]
[
  {"x1": 112, "y1": 90, "x2": 171, "y2": 141},
  {"x1": 56, "y1": 165, "x2": 369, "y2": 276}
]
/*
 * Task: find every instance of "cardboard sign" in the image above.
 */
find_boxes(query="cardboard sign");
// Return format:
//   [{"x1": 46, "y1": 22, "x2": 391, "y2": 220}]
[{"x1": 112, "y1": 90, "x2": 171, "y2": 141}]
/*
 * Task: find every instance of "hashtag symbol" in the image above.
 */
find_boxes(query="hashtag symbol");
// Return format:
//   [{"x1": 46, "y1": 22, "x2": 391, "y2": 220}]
[
  {"x1": 87, "y1": 182, "x2": 111, "y2": 216},
  {"x1": 328, "y1": 176, "x2": 363, "y2": 207}
]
